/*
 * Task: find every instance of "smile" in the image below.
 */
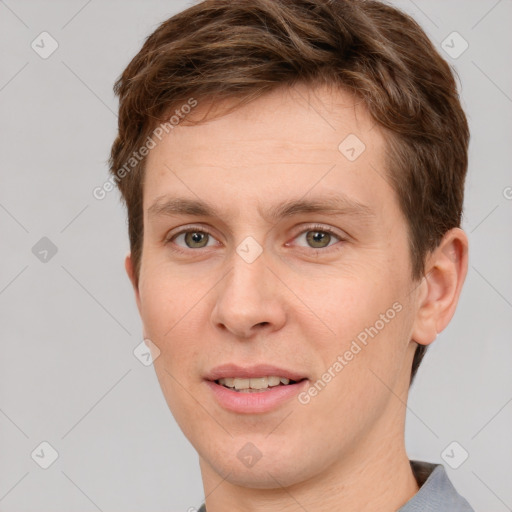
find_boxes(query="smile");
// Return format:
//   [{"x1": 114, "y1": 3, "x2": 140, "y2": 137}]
[{"x1": 216, "y1": 376, "x2": 300, "y2": 391}]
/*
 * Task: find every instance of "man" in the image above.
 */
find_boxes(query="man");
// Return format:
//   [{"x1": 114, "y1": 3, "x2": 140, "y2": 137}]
[{"x1": 109, "y1": 0, "x2": 474, "y2": 510}]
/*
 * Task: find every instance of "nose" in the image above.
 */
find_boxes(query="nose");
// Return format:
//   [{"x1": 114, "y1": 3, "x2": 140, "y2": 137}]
[{"x1": 210, "y1": 247, "x2": 287, "y2": 339}]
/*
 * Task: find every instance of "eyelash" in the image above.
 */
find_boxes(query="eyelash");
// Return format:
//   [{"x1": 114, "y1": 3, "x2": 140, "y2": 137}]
[{"x1": 165, "y1": 223, "x2": 346, "y2": 255}]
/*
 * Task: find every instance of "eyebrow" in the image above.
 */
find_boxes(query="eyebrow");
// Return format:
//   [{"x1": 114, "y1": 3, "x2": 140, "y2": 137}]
[{"x1": 147, "y1": 194, "x2": 375, "y2": 223}]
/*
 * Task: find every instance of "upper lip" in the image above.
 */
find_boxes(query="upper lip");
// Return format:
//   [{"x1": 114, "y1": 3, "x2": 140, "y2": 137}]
[{"x1": 205, "y1": 363, "x2": 307, "y2": 382}]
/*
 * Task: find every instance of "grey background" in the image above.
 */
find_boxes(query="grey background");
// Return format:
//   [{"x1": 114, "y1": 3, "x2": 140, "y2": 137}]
[{"x1": 0, "y1": 0, "x2": 511, "y2": 511}]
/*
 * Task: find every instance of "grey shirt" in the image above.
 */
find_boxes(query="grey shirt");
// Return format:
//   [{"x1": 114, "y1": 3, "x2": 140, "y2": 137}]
[{"x1": 197, "y1": 459, "x2": 475, "y2": 511}]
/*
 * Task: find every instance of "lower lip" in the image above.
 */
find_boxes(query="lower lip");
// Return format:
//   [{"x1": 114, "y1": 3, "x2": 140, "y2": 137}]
[{"x1": 205, "y1": 379, "x2": 309, "y2": 414}]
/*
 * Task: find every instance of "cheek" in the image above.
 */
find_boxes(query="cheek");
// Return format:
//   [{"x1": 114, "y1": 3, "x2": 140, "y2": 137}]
[
  {"x1": 305, "y1": 268, "x2": 412, "y2": 406},
  {"x1": 303, "y1": 264, "x2": 405, "y2": 344},
  {"x1": 138, "y1": 272, "x2": 207, "y2": 426},
  {"x1": 138, "y1": 263, "x2": 200, "y2": 337},
  {"x1": 137, "y1": 280, "x2": 196, "y2": 388},
  {"x1": 301, "y1": 297, "x2": 411, "y2": 437}
]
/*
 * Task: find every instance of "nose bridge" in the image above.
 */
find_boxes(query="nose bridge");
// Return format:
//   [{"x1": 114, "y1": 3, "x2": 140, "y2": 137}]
[
  {"x1": 228, "y1": 243, "x2": 269, "y2": 299},
  {"x1": 211, "y1": 240, "x2": 286, "y2": 337}
]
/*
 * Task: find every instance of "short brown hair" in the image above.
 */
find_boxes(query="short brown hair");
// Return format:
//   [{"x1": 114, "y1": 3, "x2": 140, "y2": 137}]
[{"x1": 109, "y1": 0, "x2": 469, "y2": 384}]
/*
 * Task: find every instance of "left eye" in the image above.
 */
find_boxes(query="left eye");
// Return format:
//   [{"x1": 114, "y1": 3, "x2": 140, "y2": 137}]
[{"x1": 293, "y1": 227, "x2": 342, "y2": 249}]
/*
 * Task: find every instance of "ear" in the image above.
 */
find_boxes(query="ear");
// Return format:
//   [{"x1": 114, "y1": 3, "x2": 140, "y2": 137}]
[
  {"x1": 411, "y1": 227, "x2": 468, "y2": 346},
  {"x1": 125, "y1": 252, "x2": 142, "y2": 314}
]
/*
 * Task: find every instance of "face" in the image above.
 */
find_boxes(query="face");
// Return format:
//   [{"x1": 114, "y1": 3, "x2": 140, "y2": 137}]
[{"x1": 128, "y1": 83, "x2": 424, "y2": 489}]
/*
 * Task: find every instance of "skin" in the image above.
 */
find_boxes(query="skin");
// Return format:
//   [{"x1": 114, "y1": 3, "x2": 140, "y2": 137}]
[{"x1": 125, "y1": 83, "x2": 468, "y2": 512}]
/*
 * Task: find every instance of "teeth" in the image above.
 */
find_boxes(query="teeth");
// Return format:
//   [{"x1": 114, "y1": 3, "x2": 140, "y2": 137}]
[
  {"x1": 234, "y1": 378, "x2": 250, "y2": 390},
  {"x1": 217, "y1": 376, "x2": 295, "y2": 390},
  {"x1": 247, "y1": 377, "x2": 267, "y2": 390}
]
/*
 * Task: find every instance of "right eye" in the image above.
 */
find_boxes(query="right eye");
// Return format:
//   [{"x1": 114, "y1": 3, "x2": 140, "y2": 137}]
[{"x1": 166, "y1": 226, "x2": 220, "y2": 252}]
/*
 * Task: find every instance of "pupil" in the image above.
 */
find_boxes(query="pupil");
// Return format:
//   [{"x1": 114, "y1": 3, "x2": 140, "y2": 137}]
[
  {"x1": 307, "y1": 230, "x2": 330, "y2": 248},
  {"x1": 186, "y1": 232, "x2": 207, "y2": 247}
]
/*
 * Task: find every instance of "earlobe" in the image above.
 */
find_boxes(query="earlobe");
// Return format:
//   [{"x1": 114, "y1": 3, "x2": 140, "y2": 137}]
[
  {"x1": 124, "y1": 252, "x2": 142, "y2": 312},
  {"x1": 410, "y1": 228, "x2": 468, "y2": 346}
]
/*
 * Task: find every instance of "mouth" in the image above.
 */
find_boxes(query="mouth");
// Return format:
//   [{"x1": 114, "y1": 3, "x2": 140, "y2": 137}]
[
  {"x1": 204, "y1": 364, "x2": 309, "y2": 413},
  {"x1": 214, "y1": 376, "x2": 307, "y2": 393},
  {"x1": 206, "y1": 377, "x2": 309, "y2": 414}
]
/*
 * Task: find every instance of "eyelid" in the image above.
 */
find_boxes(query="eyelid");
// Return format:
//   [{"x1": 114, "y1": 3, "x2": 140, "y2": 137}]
[{"x1": 290, "y1": 223, "x2": 346, "y2": 239}]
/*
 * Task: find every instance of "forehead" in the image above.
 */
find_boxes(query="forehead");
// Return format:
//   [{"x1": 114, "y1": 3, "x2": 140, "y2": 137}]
[{"x1": 143, "y1": 83, "x2": 394, "y2": 220}]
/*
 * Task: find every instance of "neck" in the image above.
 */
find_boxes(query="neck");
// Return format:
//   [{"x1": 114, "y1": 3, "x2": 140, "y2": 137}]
[{"x1": 198, "y1": 411, "x2": 419, "y2": 512}]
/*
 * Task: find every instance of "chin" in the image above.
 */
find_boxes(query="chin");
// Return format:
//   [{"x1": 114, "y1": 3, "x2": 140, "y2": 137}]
[
  {"x1": 201, "y1": 438, "x2": 320, "y2": 489},
  {"x1": 217, "y1": 462, "x2": 309, "y2": 489}
]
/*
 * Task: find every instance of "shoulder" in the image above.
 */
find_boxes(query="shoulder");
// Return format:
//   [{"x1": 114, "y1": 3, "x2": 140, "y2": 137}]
[{"x1": 399, "y1": 460, "x2": 475, "y2": 512}]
